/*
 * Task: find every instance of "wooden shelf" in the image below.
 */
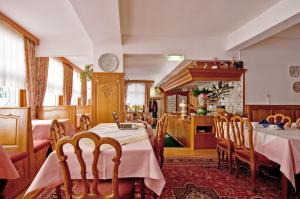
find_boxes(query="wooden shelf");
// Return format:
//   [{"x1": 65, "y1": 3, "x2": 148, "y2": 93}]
[{"x1": 159, "y1": 60, "x2": 246, "y2": 91}]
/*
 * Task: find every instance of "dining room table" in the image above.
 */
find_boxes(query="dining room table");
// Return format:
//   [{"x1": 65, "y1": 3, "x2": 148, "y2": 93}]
[
  {"x1": 227, "y1": 121, "x2": 300, "y2": 198},
  {"x1": 0, "y1": 145, "x2": 19, "y2": 198},
  {"x1": 31, "y1": 119, "x2": 76, "y2": 140},
  {"x1": 24, "y1": 122, "x2": 165, "y2": 198}
]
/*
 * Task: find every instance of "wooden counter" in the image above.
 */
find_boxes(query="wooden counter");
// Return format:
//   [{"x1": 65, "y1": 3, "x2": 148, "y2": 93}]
[
  {"x1": 167, "y1": 114, "x2": 216, "y2": 149},
  {"x1": 167, "y1": 115, "x2": 191, "y2": 147}
]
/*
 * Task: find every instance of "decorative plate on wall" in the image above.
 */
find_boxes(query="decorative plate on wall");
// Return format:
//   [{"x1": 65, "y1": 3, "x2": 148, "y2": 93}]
[
  {"x1": 289, "y1": 66, "x2": 300, "y2": 78},
  {"x1": 293, "y1": 82, "x2": 300, "y2": 93},
  {"x1": 98, "y1": 53, "x2": 119, "y2": 72}
]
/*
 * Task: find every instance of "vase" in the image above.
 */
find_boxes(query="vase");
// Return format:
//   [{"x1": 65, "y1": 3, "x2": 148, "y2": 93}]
[{"x1": 197, "y1": 94, "x2": 208, "y2": 115}]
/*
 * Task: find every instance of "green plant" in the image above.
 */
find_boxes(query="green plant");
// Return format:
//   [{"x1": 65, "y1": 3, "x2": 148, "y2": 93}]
[
  {"x1": 80, "y1": 64, "x2": 94, "y2": 81},
  {"x1": 192, "y1": 87, "x2": 211, "y2": 96}
]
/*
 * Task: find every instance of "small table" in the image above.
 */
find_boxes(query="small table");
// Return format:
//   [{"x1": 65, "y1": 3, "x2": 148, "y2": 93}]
[
  {"x1": 0, "y1": 145, "x2": 19, "y2": 198},
  {"x1": 24, "y1": 123, "x2": 164, "y2": 198},
  {"x1": 32, "y1": 119, "x2": 76, "y2": 140}
]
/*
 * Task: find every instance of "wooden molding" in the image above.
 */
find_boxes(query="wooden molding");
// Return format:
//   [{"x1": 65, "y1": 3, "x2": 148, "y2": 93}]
[
  {"x1": 0, "y1": 11, "x2": 39, "y2": 45},
  {"x1": 160, "y1": 64, "x2": 246, "y2": 91},
  {"x1": 57, "y1": 57, "x2": 82, "y2": 72}
]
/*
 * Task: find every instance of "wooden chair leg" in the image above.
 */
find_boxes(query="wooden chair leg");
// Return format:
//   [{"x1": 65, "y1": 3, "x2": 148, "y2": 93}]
[
  {"x1": 217, "y1": 147, "x2": 221, "y2": 167},
  {"x1": 250, "y1": 164, "x2": 256, "y2": 192},
  {"x1": 228, "y1": 149, "x2": 232, "y2": 174},
  {"x1": 221, "y1": 150, "x2": 225, "y2": 161},
  {"x1": 234, "y1": 157, "x2": 239, "y2": 178},
  {"x1": 140, "y1": 179, "x2": 145, "y2": 199}
]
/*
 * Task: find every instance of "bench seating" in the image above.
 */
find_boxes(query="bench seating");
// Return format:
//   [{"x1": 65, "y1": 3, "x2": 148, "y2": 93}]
[{"x1": 0, "y1": 107, "x2": 50, "y2": 199}]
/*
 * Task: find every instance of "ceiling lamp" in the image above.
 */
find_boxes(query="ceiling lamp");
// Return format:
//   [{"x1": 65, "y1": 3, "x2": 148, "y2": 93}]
[{"x1": 166, "y1": 54, "x2": 184, "y2": 61}]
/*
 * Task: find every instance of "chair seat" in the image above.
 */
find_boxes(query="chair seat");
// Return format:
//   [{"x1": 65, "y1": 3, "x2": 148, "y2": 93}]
[
  {"x1": 8, "y1": 151, "x2": 28, "y2": 163},
  {"x1": 33, "y1": 140, "x2": 51, "y2": 152},
  {"x1": 235, "y1": 148, "x2": 274, "y2": 166},
  {"x1": 72, "y1": 179, "x2": 135, "y2": 199},
  {"x1": 217, "y1": 140, "x2": 234, "y2": 151}
]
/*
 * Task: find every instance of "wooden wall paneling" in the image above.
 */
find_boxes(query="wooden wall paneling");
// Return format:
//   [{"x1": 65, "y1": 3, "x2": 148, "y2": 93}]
[
  {"x1": 92, "y1": 73, "x2": 125, "y2": 125},
  {"x1": 245, "y1": 105, "x2": 300, "y2": 122},
  {"x1": 166, "y1": 115, "x2": 191, "y2": 147},
  {"x1": 37, "y1": 105, "x2": 77, "y2": 127}
]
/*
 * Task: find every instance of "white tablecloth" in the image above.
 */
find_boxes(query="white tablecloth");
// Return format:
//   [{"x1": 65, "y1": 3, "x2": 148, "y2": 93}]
[{"x1": 24, "y1": 123, "x2": 165, "y2": 197}]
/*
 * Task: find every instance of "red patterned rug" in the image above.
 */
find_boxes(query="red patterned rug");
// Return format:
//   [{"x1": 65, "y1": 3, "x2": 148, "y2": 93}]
[
  {"x1": 160, "y1": 157, "x2": 283, "y2": 199},
  {"x1": 36, "y1": 157, "x2": 298, "y2": 199}
]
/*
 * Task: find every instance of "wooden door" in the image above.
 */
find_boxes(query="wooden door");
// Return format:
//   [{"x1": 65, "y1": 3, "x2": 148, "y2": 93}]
[{"x1": 92, "y1": 73, "x2": 125, "y2": 125}]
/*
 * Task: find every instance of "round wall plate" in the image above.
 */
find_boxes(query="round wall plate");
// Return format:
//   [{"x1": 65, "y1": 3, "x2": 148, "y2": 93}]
[
  {"x1": 289, "y1": 66, "x2": 300, "y2": 78},
  {"x1": 98, "y1": 53, "x2": 119, "y2": 72}
]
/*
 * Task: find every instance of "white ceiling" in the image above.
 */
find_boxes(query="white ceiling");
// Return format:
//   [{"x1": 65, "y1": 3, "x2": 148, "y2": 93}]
[
  {"x1": 120, "y1": 0, "x2": 280, "y2": 37},
  {"x1": 0, "y1": 0, "x2": 299, "y2": 84}
]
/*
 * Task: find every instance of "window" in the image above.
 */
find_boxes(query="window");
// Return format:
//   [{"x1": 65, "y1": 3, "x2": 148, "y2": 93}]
[
  {"x1": 43, "y1": 58, "x2": 63, "y2": 106},
  {"x1": 71, "y1": 70, "x2": 81, "y2": 105},
  {"x1": 126, "y1": 83, "x2": 145, "y2": 106},
  {"x1": 0, "y1": 21, "x2": 26, "y2": 107},
  {"x1": 87, "y1": 80, "x2": 91, "y2": 104}
]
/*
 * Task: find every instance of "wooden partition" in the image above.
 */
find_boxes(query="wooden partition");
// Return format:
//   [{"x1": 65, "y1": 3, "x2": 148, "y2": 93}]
[
  {"x1": 245, "y1": 105, "x2": 300, "y2": 122},
  {"x1": 0, "y1": 107, "x2": 35, "y2": 198},
  {"x1": 76, "y1": 105, "x2": 91, "y2": 115},
  {"x1": 37, "y1": 105, "x2": 77, "y2": 127}
]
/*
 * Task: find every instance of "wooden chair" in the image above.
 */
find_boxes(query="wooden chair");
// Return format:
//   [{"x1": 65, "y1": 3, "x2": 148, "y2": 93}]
[
  {"x1": 231, "y1": 115, "x2": 275, "y2": 192},
  {"x1": 266, "y1": 113, "x2": 292, "y2": 128},
  {"x1": 79, "y1": 114, "x2": 92, "y2": 131},
  {"x1": 214, "y1": 112, "x2": 234, "y2": 173},
  {"x1": 296, "y1": 118, "x2": 300, "y2": 129},
  {"x1": 153, "y1": 114, "x2": 168, "y2": 169},
  {"x1": 56, "y1": 131, "x2": 135, "y2": 199},
  {"x1": 50, "y1": 120, "x2": 66, "y2": 151}
]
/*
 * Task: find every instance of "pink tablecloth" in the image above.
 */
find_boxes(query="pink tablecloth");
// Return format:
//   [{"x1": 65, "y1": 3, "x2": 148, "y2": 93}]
[
  {"x1": 32, "y1": 119, "x2": 76, "y2": 140},
  {"x1": 25, "y1": 123, "x2": 164, "y2": 197},
  {"x1": 0, "y1": 145, "x2": 19, "y2": 179},
  {"x1": 252, "y1": 123, "x2": 300, "y2": 188},
  {"x1": 227, "y1": 122, "x2": 300, "y2": 188}
]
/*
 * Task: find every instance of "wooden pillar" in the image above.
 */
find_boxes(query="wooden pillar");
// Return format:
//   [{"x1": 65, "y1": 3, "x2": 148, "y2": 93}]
[
  {"x1": 18, "y1": 89, "x2": 27, "y2": 107},
  {"x1": 58, "y1": 95, "x2": 63, "y2": 105},
  {"x1": 77, "y1": 97, "x2": 81, "y2": 105}
]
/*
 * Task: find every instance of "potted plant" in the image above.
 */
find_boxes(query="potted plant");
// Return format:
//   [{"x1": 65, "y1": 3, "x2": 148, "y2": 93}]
[
  {"x1": 192, "y1": 88, "x2": 211, "y2": 115},
  {"x1": 80, "y1": 64, "x2": 94, "y2": 81}
]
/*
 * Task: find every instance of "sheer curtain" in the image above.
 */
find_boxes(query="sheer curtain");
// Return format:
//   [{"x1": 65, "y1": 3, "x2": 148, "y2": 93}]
[
  {"x1": 43, "y1": 58, "x2": 63, "y2": 106},
  {"x1": 71, "y1": 70, "x2": 81, "y2": 105},
  {"x1": 0, "y1": 21, "x2": 26, "y2": 107},
  {"x1": 126, "y1": 82, "x2": 145, "y2": 106}
]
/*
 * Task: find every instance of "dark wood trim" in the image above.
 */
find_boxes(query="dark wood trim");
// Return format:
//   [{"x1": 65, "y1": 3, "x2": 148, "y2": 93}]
[
  {"x1": 0, "y1": 11, "x2": 39, "y2": 45},
  {"x1": 57, "y1": 57, "x2": 82, "y2": 72}
]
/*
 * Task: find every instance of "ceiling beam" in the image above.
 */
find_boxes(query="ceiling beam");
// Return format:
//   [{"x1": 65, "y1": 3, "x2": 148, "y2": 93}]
[{"x1": 226, "y1": 0, "x2": 300, "y2": 51}]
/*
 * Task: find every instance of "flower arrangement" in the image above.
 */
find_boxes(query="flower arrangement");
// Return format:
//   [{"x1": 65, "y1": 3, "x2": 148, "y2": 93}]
[
  {"x1": 191, "y1": 87, "x2": 211, "y2": 96},
  {"x1": 80, "y1": 64, "x2": 94, "y2": 81}
]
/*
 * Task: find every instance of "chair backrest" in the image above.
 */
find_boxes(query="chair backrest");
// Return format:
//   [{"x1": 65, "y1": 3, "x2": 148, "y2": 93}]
[
  {"x1": 297, "y1": 118, "x2": 300, "y2": 129},
  {"x1": 50, "y1": 120, "x2": 66, "y2": 151},
  {"x1": 37, "y1": 105, "x2": 77, "y2": 128},
  {"x1": 266, "y1": 113, "x2": 292, "y2": 127},
  {"x1": 79, "y1": 114, "x2": 91, "y2": 131},
  {"x1": 230, "y1": 115, "x2": 254, "y2": 160},
  {"x1": 214, "y1": 112, "x2": 230, "y2": 141},
  {"x1": 153, "y1": 114, "x2": 168, "y2": 168},
  {"x1": 56, "y1": 131, "x2": 122, "y2": 199}
]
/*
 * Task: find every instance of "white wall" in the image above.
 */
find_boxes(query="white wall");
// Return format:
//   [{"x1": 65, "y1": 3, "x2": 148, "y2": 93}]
[{"x1": 241, "y1": 37, "x2": 300, "y2": 105}]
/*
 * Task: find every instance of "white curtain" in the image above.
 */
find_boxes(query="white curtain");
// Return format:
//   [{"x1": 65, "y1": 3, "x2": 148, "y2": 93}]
[
  {"x1": 126, "y1": 82, "x2": 145, "y2": 106},
  {"x1": 0, "y1": 21, "x2": 26, "y2": 89},
  {"x1": 43, "y1": 58, "x2": 63, "y2": 106},
  {"x1": 71, "y1": 70, "x2": 81, "y2": 105}
]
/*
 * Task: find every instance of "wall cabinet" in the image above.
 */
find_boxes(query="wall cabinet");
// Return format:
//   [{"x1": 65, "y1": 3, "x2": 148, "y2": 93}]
[{"x1": 92, "y1": 73, "x2": 125, "y2": 125}]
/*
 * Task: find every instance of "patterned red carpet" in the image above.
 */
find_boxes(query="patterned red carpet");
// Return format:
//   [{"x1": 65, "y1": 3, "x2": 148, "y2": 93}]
[{"x1": 37, "y1": 157, "x2": 297, "y2": 199}]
